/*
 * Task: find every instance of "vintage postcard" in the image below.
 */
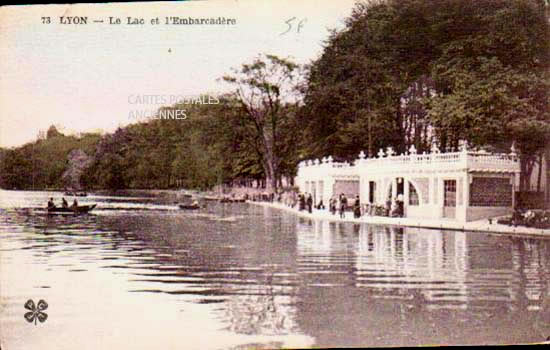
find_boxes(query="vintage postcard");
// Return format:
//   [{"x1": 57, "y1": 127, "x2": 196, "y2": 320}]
[{"x1": 1, "y1": 0, "x2": 550, "y2": 349}]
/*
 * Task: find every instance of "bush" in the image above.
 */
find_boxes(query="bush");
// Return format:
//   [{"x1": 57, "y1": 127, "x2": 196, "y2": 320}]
[{"x1": 498, "y1": 210, "x2": 550, "y2": 229}]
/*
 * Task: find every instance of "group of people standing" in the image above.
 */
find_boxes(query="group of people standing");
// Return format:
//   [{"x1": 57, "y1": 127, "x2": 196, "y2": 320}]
[
  {"x1": 295, "y1": 192, "x2": 403, "y2": 219},
  {"x1": 296, "y1": 192, "x2": 364, "y2": 219},
  {"x1": 328, "y1": 193, "x2": 361, "y2": 219},
  {"x1": 329, "y1": 193, "x2": 361, "y2": 218},
  {"x1": 386, "y1": 195, "x2": 404, "y2": 217}
]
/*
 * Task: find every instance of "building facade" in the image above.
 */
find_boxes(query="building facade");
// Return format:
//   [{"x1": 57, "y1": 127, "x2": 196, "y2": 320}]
[{"x1": 296, "y1": 145, "x2": 520, "y2": 222}]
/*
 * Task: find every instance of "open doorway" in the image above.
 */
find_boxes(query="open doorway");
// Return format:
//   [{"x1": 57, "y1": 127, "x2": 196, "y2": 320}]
[{"x1": 443, "y1": 179, "x2": 456, "y2": 218}]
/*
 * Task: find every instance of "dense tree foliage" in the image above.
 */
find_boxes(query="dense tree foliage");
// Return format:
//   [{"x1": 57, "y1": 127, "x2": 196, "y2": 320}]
[
  {"x1": 301, "y1": 0, "x2": 550, "y2": 188},
  {"x1": 222, "y1": 54, "x2": 303, "y2": 191},
  {"x1": 1, "y1": 91, "x2": 301, "y2": 191},
  {"x1": 0, "y1": 131, "x2": 100, "y2": 190},
  {"x1": 1, "y1": 0, "x2": 548, "y2": 192},
  {"x1": 81, "y1": 92, "x2": 301, "y2": 191}
]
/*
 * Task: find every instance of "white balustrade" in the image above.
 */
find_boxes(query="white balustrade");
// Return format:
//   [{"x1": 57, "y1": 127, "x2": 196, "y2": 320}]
[{"x1": 297, "y1": 148, "x2": 520, "y2": 179}]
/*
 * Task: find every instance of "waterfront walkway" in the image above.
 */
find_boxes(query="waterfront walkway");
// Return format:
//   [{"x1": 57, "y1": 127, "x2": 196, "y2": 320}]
[{"x1": 249, "y1": 200, "x2": 550, "y2": 238}]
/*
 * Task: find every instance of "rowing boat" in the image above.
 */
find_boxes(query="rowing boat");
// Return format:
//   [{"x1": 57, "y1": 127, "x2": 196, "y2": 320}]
[
  {"x1": 47, "y1": 204, "x2": 97, "y2": 214},
  {"x1": 179, "y1": 204, "x2": 202, "y2": 210},
  {"x1": 64, "y1": 191, "x2": 88, "y2": 197}
]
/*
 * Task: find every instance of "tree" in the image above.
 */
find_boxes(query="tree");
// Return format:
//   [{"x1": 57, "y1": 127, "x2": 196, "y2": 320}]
[
  {"x1": 301, "y1": 0, "x2": 549, "y2": 187},
  {"x1": 301, "y1": 0, "x2": 438, "y2": 160},
  {"x1": 62, "y1": 149, "x2": 93, "y2": 190},
  {"x1": 222, "y1": 54, "x2": 303, "y2": 191},
  {"x1": 46, "y1": 125, "x2": 63, "y2": 139},
  {"x1": 427, "y1": 0, "x2": 550, "y2": 186}
]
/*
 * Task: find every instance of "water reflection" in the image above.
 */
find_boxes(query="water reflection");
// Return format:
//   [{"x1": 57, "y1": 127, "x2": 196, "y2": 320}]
[
  {"x1": 294, "y1": 218, "x2": 550, "y2": 346},
  {"x1": 223, "y1": 288, "x2": 298, "y2": 336},
  {"x1": 1, "y1": 191, "x2": 550, "y2": 348},
  {"x1": 295, "y1": 218, "x2": 550, "y2": 310}
]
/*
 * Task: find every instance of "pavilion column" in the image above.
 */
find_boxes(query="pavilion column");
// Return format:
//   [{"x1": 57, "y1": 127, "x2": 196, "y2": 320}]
[
  {"x1": 325, "y1": 178, "x2": 335, "y2": 201},
  {"x1": 464, "y1": 174, "x2": 470, "y2": 208},
  {"x1": 429, "y1": 176, "x2": 435, "y2": 205},
  {"x1": 404, "y1": 177, "x2": 410, "y2": 216},
  {"x1": 318, "y1": 181, "x2": 324, "y2": 205},
  {"x1": 462, "y1": 173, "x2": 472, "y2": 221},
  {"x1": 364, "y1": 177, "x2": 370, "y2": 204},
  {"x1": 511, "y1": 173, "x2": 517, "y2": 210},
  {"x1": 312, "y1": 181, "x2": 317, "y2": 204}
]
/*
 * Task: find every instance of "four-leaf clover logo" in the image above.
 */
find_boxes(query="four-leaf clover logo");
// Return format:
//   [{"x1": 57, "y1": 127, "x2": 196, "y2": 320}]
[{"x1": 24, "y1": 299, "x2": 48, "y2": 325}]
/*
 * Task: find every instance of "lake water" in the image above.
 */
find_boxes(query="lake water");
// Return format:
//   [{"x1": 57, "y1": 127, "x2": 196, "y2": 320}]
[{"x1": 1, "y1": 190, "x2": 549, "y2": 349}]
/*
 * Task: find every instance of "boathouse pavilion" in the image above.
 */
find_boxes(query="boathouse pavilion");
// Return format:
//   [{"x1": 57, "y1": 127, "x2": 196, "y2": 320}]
[{"x1": 295, "y1": 144, "x2": 520, "y2": 222}]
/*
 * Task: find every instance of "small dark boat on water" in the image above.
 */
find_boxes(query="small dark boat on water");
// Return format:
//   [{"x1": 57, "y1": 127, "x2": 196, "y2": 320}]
[
  {"x1": 178, "y1": 204, "x2": 202, "y2": 210},
  {"x1": 47, "y1": 204, "x2": 97, "y2": 215},
  {"x1": 64, "y1": 191, "x2": 88, "y2": 197},
  {"x1": 219, "y1": 196, "x2": 246, "y2": 203}
]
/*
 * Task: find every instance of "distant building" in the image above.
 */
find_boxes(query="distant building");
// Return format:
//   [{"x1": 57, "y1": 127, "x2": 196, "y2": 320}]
[{"x1": 296, "y1": 144, "x2": 520, "y2": 222}]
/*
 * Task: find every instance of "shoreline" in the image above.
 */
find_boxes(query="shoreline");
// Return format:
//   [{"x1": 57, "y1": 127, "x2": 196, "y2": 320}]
[
  {"x1": 248, "y1": 200, "x2": 550, "y2": 238},
  {"x1": 5, "y1": 188, "x2": 549, "y2": 238}
]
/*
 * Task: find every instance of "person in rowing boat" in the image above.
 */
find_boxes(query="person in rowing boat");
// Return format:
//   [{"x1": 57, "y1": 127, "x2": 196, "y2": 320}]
[
  {"x1": 47, "y1": 198, "x2": 56, "y2": 209},
  {"x1": 190, "y1": 197, "x2": 200, "y2": 208},
  {"x1": 62, "y1": 197, "x2": 69, "y2": 209},
  {"x1": 71, "y1": 199, "x2": 78, "y2": 209}
]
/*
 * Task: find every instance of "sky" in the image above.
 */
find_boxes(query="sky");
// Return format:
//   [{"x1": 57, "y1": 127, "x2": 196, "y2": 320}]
[{"x1": 0, "y1": 0, "x2": 358, "y2": 148}]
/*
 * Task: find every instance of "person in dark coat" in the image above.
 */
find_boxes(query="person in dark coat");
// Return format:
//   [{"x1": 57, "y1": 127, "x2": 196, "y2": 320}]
[
  {"x1": 339, "y1": 193, "x2": 347, "y2": 219},
  {"x1": 329, "y1": 197, "x2": 336, "y2": 215},
  {"x1": 353, "y1": 195, "x2": 361, "y2": 218},
  {"x1": 62, "y1": 197, "x2": 68, "y2": 208},
  {"x1": 317, "y1": 199, "x2": 325, "y2": 210},
  {"x1": 306, "y1": 193, "x2": 313, "y2": 213},
  {"x1": 47, "y1": 197, "x2": 55, "y2": 209},
  {"x1": 299, "y1": 194, "x2": 305, "y2": 211},
  {"x1": 396, "y1": 194, "x2": 404, "y2": 217},
  {"x1": 385, "y1": 196, "x2": 392, "y2": 217}
]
